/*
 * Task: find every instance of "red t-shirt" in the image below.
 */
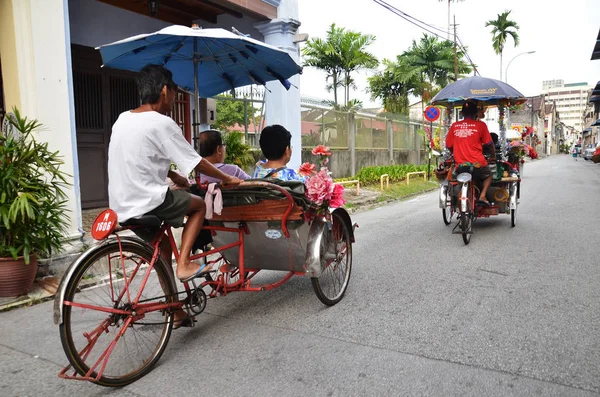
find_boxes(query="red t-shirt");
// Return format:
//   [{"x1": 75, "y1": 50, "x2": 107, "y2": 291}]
[{"x1": 446, "y1": 118, "x2": 493, "y2": 166}]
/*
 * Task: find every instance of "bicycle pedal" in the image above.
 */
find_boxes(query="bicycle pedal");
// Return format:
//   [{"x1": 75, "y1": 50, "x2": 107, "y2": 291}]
[{"x1": 219, "y1": 264, "x2": 238, "y2": 273}]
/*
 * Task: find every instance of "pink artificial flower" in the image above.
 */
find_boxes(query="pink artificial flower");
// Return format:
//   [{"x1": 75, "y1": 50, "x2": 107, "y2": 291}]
[
  {"x1": 312, "y1": 145, "x2": 331, "y2": 157},
  {"x1": 305, "y1": 170, "x2": 334, "y2": 205},
  {"x1": 329, "y1": 183, "x2": 346, "y2": 208},
  {"x1": 298, "y1": 162, "x2": 316, "y2": 176},
  {"x1": 509, "y1": 140, "x2": 521, "y2": 147}
]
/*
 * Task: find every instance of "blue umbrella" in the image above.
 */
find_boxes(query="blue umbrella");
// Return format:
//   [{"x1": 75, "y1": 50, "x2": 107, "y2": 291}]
[
  {"x1": 431, "y1": 75, "x2": 526, "y2": 107},
  {"x1": 97, "y1": 24, "x2": 302, "y2": 134}
]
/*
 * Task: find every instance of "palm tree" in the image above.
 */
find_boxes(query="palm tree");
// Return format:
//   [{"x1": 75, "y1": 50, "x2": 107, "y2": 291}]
[
  {"x1": 486, "y1": 10, "x2": 520, "y2": 81},
  {"x1": 302, "y1": 24, "x2": 344, "y2": 105},
  {"x1": 335, "y1": 29, "x2": 379, "y2": 106},
  {"x1": 368, "y1": 34, "x2": 473, "y2": 117},
  {"x1": 302, "y1": 24, "x2": 378, "y2": 106},
  {"x1": 401, "y1": 34, "x2": 472, "y2": 103}
]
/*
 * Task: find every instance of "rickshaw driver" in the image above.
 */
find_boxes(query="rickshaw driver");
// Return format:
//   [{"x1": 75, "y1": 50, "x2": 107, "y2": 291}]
[
  {"x1": 446, "y1": 100, "x2": 496, "y2": 206},
  {"x1": 108, "y1": 65, "x2": 242, "y2": 284}
]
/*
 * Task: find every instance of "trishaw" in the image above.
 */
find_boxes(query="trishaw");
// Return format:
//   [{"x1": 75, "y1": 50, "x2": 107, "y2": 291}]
[
  {"x1": 430, "y1": 76, "x2": 526, "y2": 244},
  {"x1": 52, "y1": 24, "x2": 334, "y2": 387},
  {"x1": 437, "y1": 159, "x2": 520, "y2": 244},
  {"x1": 53, "y1": 180, "x2": 356, "y2": 386}
]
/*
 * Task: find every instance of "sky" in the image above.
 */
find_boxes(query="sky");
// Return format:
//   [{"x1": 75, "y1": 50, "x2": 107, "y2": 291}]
[{"x1": 296, "y1": 0, "x2": 600, "y2": 108}]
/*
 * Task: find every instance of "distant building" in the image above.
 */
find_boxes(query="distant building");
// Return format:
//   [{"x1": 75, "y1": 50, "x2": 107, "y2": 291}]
[
  {"x1": 541, "y1": 81, "x2": 592, "y2": 134},
  {"x1": 542, "y1": 79, "x2": 564, "y2": 91}
]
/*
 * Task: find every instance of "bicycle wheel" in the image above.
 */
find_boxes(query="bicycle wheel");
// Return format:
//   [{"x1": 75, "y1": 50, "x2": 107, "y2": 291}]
[
  {"x1": 511, "y1": 201, "x2": 517, "y2": 228},
  {"x1": 461, "y1": 213, "x2": 472, "y2": 245},
  {"x1": 59, "y1": 241, "x2": 176, "y2": 387},
  {"x1": 311, "y1": 212, "x2": 352, "y2": 306},
  {"x1": 442, "y1": 206, "x2": 452, "y2": 225}
]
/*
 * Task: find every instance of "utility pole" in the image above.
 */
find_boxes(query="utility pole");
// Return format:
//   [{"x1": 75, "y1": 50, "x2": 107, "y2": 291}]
[
  {"x1": 453, "y1": 16, "x2": 458, "y2": 81},
  {"x1": 447, "y1": 0, "x2": 451, "y2": 40}
]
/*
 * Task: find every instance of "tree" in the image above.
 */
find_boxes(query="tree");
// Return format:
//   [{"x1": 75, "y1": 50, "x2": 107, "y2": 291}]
[
  {"x1": 211, "y1": 97, "x2": 257, "y2": 133},
  {"x1": 486, "y1": 10, "x2": 520, "y2": 81},
  {"x1": 367, "y1": 59, "x2": 413, "y2": 115},
  {"x1": 302, "y1": 24, "x2": 378, "y2": 106},
  {"x1": 400, "y1": 34, "x2": 472, "y2": 123}
]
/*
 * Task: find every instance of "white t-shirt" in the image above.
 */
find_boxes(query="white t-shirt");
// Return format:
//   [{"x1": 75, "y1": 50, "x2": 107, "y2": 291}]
[{"x1": 108, "y1": 111, "x2": 201, "y2": 222}]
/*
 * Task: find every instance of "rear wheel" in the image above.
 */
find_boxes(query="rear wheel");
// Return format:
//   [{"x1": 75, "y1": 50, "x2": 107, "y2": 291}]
[
  {"x1": 442, "y1": 206, "x2": 452, "y2": 225},
  {"x1": 59, "y1": 241, "x2": 176, "y2": 387},
  {"x1": 311, "y1": 212, "x2": 352, "y2": 306},
  {"x1": 511, "y1": 201, "x2": 517, "y2": 228},
  {"x1": 461, "y1": 213, "x2": 472, "y2": 245}
]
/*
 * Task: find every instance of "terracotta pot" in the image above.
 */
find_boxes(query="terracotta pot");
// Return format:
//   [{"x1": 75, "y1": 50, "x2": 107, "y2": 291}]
[{"x1": 0, "y1": 255, "x2": 38, "y2": 297}]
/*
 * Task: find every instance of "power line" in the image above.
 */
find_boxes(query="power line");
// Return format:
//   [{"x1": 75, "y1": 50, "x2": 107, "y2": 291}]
[
  {"x1": 372, "y1": 0, "x2": 449, "y2": 41},
  {"x1": 456, "y1": 35, "x2": 479, "y2": 76},
  {"x1": 372, "y1": 0, "x2": 480, "y2": 76}
]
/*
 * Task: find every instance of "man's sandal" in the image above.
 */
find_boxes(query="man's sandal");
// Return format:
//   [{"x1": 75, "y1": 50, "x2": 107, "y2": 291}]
[{"x1": 179, "y1": 263, "x2": 215, "y2": 282}]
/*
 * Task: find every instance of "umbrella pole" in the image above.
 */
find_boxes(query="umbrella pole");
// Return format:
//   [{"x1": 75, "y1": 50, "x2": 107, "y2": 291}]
[{"x1": 499, "y1": 104, "x2": 507, "y2": 159}]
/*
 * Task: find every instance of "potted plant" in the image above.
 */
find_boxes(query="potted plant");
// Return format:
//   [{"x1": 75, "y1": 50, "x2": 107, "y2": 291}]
[{"x1": 0, "y1": 108, "x2": 70, "y2": 297}]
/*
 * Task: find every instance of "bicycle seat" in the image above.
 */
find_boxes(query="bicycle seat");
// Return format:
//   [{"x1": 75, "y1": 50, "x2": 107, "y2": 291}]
[
  {"x1": 120, "y1": 215, "x2": 162, "y2": 227},
  {"x1": 456, "y1": 173, "x2": 472, "y2": 183}
]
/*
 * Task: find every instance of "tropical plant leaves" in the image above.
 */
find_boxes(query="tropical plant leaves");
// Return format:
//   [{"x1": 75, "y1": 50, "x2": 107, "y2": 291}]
[{"x1": 0, "y1": 107, "x2": 71, "y2": 263}]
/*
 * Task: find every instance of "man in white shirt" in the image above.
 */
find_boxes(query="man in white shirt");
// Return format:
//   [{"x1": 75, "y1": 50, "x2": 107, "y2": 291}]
[{"x1": 108, "y1": 65, "x2": 242, "y2": 288}]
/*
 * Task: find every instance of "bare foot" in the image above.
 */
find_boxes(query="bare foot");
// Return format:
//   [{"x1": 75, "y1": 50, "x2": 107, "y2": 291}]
[{"x1": 173, "y1": 309, "x2": 195, "y2": 329}]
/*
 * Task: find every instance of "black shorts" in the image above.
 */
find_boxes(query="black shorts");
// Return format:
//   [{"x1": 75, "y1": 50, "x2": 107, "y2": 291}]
[
  {"x1": 132, "y1": 189, "x2": 191, "y2": 242},
  {"x1": 456, "y1": 165, "x2": 492, "y2": 182}
]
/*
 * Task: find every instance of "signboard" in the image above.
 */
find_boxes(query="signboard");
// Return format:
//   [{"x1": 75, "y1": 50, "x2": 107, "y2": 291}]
[{"x1": 424, "y1": 106, "x2": 440, "y2": 122}]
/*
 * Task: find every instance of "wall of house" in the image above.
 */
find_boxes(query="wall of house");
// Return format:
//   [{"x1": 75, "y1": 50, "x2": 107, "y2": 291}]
[
  {"x1": 0, "y1": 0, "x2": 20, "y2": 112},
  {"x1": 1, "y1": 0, "x2": 83, "y2": 239}
]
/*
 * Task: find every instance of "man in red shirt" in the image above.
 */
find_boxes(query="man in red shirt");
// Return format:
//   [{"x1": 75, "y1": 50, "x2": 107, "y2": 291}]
[{"x1": 446, "y1": 100, "x2": 496, "y2": 205}]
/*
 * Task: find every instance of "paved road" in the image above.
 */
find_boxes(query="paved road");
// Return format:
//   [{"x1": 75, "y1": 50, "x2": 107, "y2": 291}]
[{"x1": 1, "y1": 155, "x2": 599, "y2": 396}]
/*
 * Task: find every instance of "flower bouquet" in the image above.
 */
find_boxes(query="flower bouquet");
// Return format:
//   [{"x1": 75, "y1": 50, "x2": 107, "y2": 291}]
[{"x1": 299, "y1": 145, "x2": 345, "y2": 221}]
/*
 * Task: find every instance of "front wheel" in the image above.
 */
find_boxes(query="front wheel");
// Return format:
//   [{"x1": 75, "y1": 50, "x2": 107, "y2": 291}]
[
  {"x1": 59, "y1": 241, "x2": 176, "y2": 387},
  {"x1": 311, "y1": 212, "x2": 353, "y2": 306},
  {"x1": 460, "y1": 213, "x2": 472, "y2": 245}
]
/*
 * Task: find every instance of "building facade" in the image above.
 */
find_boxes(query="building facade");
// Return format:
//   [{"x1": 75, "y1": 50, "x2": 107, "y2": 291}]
[
  {"x1": 541, "y1": 81, "x2": 592, "y2": 136},
  {"x1": 0, "y1": 0, "x2": 302, "y2": 240}
]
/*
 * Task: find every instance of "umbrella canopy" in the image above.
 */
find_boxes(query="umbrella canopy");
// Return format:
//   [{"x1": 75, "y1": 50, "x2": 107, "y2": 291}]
[
  {"x1": 591, "y1": 118, "x2": 600, "y2": 126},
  {"x1": 431, "y1": 75, "x2": 526, "y2": 107},
  {"x1": 97, "y1": 25, "x2": 303, "y2": 98}
]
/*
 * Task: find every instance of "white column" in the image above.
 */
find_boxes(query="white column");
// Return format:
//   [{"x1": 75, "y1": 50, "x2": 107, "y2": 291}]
[
  {"x1": 254, "y1": 2, "x2": 301, "y2": 168},
  {"x1": 11, "y1": 0, "x2": 82, "y2": 239}
]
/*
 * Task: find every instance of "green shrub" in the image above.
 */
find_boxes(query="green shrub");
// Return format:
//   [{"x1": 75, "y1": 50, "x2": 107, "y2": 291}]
[
  {"x1": 0, "y1": 108, "x2": 70, "y2": 263},
  {"x1": 355, "y1": 164, "x2": 434, "y2": 184}
]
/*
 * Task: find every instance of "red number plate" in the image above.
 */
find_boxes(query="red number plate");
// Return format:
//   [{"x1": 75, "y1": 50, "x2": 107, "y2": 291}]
[{"x1": 91, "y1": 209, "x2": 118, "y2": 240}]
